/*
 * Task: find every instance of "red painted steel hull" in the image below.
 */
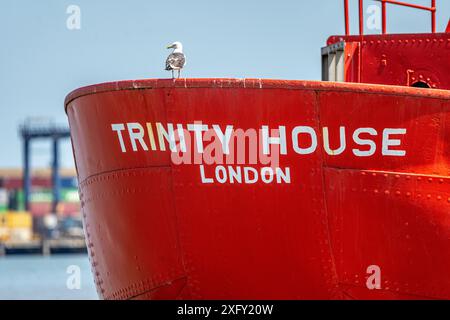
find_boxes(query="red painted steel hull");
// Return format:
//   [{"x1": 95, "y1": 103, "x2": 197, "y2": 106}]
[{"x1": 65, "y1": 79, "x2": 450, "y2": 300}]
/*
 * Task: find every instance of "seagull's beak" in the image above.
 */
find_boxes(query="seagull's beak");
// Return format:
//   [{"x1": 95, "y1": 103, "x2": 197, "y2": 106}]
[{"x1": 166, "y1": 44, "x2": 174, "y2": 49}]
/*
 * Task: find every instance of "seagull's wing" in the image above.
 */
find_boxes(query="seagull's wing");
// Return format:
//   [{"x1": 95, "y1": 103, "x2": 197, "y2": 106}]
[{"x1": 165, "y1": 53, "x2": 186, "y2": 70}]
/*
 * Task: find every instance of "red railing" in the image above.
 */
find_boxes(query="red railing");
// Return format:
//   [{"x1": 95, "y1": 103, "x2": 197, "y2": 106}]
[{"x1": 344, "y1": 0, "x2": 437, "y2": 35}]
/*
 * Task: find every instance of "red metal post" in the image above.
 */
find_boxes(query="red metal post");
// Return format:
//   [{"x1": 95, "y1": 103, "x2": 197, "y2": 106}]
[
  {"x1": 344, "y1": 0, "x2": 350, "y2": 35},
  {"x1": 431, "y1": 0, "x2": 436, "y2": 33},
  {"x1": 359, "y1": 0, "x2": 364, "y2": 35},
  {"x1": 382, "y1": 0, "x2": 387, "y2": 34}
]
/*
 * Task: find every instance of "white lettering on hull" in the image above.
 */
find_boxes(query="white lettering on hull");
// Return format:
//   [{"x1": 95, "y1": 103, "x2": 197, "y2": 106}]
[
  {"x1": 112, "y1": 122, "x2": 407, "y2": 157},
  {"x1": 200, "y1": 165, "x2": 291, "y2": 184},
  {"x1": 111, "y1": 121, "x2": 408, "y2": 185}
]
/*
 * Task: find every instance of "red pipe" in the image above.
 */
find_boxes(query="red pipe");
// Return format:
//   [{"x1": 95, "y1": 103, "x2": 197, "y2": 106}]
[
  {"x1": 431, "y1": 0, "x2": 436, "y2": 33},
  {"x1": 382, "y1": 0, "x2": 387, "y2": 34},
  {"x1": 344, "y1": 0, "x2": 350, "y2": 35},
  {"x1": 381, "y1": 0, "x2": 434, "y2": 11},
  {"x1": 359, "y1": 0, "x2": 364, "y2": 35}
]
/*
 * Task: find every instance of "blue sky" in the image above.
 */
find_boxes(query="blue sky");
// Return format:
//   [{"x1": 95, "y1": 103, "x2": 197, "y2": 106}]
[{"x1": 0, "y1": 0, "x2": 448, "y2": 168}]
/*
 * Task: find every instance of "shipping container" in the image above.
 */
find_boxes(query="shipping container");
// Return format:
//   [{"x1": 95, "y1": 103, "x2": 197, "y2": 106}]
[
  {"x1": 6, "y1": 211, "x2": 32, "y2": 229},
  {"x1": 0, "y1": 188, "x2": 7, "y2": 212}
]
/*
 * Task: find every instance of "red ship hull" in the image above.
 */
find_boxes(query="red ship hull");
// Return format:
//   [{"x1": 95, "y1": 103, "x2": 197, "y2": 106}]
[{"x1": 66, "y1": 79, "x2": 450, "y2": 299}]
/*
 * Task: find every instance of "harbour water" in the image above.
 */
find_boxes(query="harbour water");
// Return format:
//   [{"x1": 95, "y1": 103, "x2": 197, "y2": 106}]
[{"x1": 0, "y1": 254, "x2": 98, "y2": 300}]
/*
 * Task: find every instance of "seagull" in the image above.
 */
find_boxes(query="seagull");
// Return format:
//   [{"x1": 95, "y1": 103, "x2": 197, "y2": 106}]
[{"x1": 165, "y1": 41, "x2": 186, "y2": 79}]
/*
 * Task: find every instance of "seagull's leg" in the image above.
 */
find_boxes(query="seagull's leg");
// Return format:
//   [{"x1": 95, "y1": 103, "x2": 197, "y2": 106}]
[
  {"x1": 178, "y1": 70, "x2": 181, "y2": 79},
  {"x1": 171, "y1": 70, "x2": 174, "y2": 79}
]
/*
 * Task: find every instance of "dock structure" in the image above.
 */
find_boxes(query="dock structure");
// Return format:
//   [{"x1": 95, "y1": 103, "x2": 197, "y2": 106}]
[
  {"x1": 1, "y1": 239, "x2": 43, "y2": 255},
  {"x1": 42, "y1": 238, "x2": 87, "y2": 255},
  {"x1": 19, "y1": 121, "x2": 71, "y2": 213},
  {"x1": 0, "y1": 238, "x2": 87, "y2": 256}
]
